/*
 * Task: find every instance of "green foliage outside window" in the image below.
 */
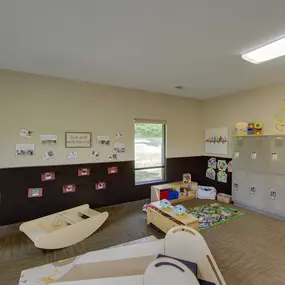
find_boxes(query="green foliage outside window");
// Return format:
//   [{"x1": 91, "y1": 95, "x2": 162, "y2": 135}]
[{"x1": 135, "y1": 123, "x2": 163, "y2": 138}]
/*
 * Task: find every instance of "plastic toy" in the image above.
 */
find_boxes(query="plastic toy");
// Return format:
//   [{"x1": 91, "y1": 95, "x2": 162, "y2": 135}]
[
  {"x1": 20, "y1": 204, "x2": 109, "y2": 249},
  {"x1": 235, "y1": 122, "x2": 248, "y2": 136},
  {"x1": 142, "y1": 204, "x2": 151, "y2": 212},
  {"x1": 247, "y1": 122, "x2": 263, "y2": 135},
  {"x1": 45, "y1": 226, "x2": 226, "y2": 285},
  {"x1": 159, "y1": 199, "x2": 171, "y2": 208},
  {"x1": 173, "y1": 205, "x2": 187, "y2": 216}
]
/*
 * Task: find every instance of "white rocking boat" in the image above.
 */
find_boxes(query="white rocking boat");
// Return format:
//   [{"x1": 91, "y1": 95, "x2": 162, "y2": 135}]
[
  {"x1": 20, "y1": 204, "x2": 109, "y2": 250},
  {"x1": 50, "y1": 226, "x2": 227, "y2": 285}
]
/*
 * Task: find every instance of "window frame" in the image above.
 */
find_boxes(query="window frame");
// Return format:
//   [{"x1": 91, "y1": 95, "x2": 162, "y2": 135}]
[{"x1": 134, "y1": 121, "x2": 166, "y2": 185}]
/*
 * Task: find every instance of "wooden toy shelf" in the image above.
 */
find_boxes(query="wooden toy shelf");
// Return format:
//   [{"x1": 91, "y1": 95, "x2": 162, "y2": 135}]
[{"x1": 151, "y1": 181, "x2": 198, "y2": 203}]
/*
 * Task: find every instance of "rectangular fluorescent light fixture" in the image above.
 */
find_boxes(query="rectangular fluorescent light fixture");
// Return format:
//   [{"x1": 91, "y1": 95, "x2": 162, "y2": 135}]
[{"x1": 242, "y1": 37, "x2": 285, "y2": 64}]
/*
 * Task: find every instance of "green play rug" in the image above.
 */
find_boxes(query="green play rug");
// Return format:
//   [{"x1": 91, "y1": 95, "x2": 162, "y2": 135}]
[{"x1": 188, "y1": 203, "x2": 244, "y2": 231}]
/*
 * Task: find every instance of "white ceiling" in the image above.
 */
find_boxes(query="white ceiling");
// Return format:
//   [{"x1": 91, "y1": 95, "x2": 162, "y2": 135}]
[{"x1": 1, "y1": 0, "x2": 285, "y2": 99}]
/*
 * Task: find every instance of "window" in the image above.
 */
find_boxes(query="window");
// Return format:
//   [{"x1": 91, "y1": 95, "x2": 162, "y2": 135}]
[{"x1": 134, "y1": 120, "x2": 166, "y2": 184}]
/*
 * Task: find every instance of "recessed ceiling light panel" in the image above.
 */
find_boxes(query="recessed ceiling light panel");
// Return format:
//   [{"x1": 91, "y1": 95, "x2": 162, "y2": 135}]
[{"x1": 242, "y1": 37, "x2": 285, "y2": 64}]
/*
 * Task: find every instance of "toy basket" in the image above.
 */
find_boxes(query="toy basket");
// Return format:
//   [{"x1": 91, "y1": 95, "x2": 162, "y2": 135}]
[
  {"x1": 197, "y1": 186, "x2": 217, "y2": 200},
  {"x1": 217, "y1": 193, "x2": 232, "y2": 204}
]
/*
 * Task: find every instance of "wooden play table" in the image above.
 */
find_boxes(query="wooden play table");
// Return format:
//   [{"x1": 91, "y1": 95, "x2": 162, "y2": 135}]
[{"x1": 147, "y1": 201, "x2": 198, "y2": 233}]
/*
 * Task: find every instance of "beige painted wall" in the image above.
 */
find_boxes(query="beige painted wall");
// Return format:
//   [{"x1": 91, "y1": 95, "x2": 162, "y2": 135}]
[
  {"x1": 204, "y1": 84, "x2": 285, "y2": 157},
  {"x1": 0, "y1": 70, "x2": 204, "y2": 168}
]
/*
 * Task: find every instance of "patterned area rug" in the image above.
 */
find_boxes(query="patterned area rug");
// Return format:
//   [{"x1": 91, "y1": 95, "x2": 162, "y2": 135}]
[{"x1": 188, "y1": 203, "x2": 244, "y2": 231}]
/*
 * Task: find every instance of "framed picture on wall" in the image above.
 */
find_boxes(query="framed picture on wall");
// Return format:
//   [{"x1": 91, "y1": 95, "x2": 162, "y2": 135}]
[{"x1": 65, "y1": 132, "x2": 92, "y2": 148}]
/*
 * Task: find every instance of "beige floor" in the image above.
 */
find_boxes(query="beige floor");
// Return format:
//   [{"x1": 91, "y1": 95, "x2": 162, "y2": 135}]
[{"x1": 1, "y1": 199, "x2": 285, "y2": 285}]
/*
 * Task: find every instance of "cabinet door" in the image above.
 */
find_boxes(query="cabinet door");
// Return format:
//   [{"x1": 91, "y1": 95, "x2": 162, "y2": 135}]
[
  {"x1": 265, "y1": 175, "x2": 285, "y2": 217},
  {"x1": 232, "y1": 137, "x2": 250, "y2": 170},
  {"x1": 232, "y1": 170, "x2": 247, "y2": 204},
  {"x1": 246, "y1": 137, "x2": 268, "y2": 172},
  {"x1": 245, "y1": 172, "x2": 267, "y2": 210},
  {"x1": 268, "y1": 136, "x2": 285, "y2": 175}
]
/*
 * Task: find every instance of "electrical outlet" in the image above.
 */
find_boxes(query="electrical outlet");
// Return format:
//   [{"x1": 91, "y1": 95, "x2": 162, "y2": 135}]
[{"x1": 233, "y1": 183, "x2": 239, "y2": 191}]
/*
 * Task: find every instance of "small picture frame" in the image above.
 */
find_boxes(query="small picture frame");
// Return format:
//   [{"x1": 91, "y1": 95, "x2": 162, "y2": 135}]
[
  {"x1": 65, "y1": 132, "x2": 92, "y2": 148},
  {"x1": 63, "y1": 184, "x2": 76, "y2": 193},
  {"x1": 95, "y1": 182, "x2": 107, "y2": 190},
  {"x1": 108, "y1": 167, "x2": 118, "y2": 174},
  {"x1": 41, "y1": 172, "x2": 55, "y2": 181},
  {"x1": 28, "y1": 188, "x2": 43, "y2": 198},
  {"x1": 78, "y1": 168, "x2": 90, "y2": 176}
]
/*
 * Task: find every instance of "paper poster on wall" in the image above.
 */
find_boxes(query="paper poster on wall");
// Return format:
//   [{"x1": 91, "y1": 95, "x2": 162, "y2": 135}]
[
  {"x1": 97, "y1": 136, "x2": 110, "y2": 146},
  {"x1": 67, "y1": 152, "x2": 78, "y2": 159},
  {"x1": 16, "y1": 144, "x2": 35, "y2": 156},
  {"x1": 28, "y1": 188, "x2": 43, "y2": 198},
  {"x1": 95, "y1": 182, "x2": 107, "y2": 190},
  {"x1": 217, "y1": 160, "x2": 227, "y2": 171},
  {"x1": 65, "y1": 132, "x2": 91, "y2": 148},
  {"x1": 206, "y1": 168, "x2": 215, "y2": 180},
  {"x1": 227, "y1": 160, "x2": 232, "y2": 172},
  {"x1": 42, "y1": 151, "x2": 55, "y2": 160},
  {"x1": 90, "y1": 150, "x2": 100, "y2": 159},
  {"x1": 41, "y1": 172, "x2": 55, "y2": 181},
  {"x1": 205, "y1": 127, "x2": 228, "y2": 155},
  {"x1": 109, "y1": 153, "x2": 118, "y2": 160},
  {"x1": 208, "y1": 157, "x2": 217, "y2": 169},
  {"x1": 116, "y1": 133, "x2": 124, "y2": 139},
  {"x1": 217, "y1": 171, "x2": 227, "y2": 183},
  {"x1": 40, "y1": 134, "x2": 57, "y2": 145},
  {"x1": 114, "y1": 143, "x2": 126, "y2": 153},
  {"x1": 20, "y1": 128, "x2": 33, "y2": 138},
  {"x1": 63, "y1": 184, "x2": 76, "y2": 193}
]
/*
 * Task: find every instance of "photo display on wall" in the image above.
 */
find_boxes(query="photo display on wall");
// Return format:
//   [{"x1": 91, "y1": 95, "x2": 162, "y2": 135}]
[
  {"x1": 28, "y1": 188, "x2": 43, "y2": 198},
  {"x1": 41, "y1": 172, "x2": 55, "y2": 181},
  {"x1": 108, "y1": 167, "x2": 118, "y2": 174}
]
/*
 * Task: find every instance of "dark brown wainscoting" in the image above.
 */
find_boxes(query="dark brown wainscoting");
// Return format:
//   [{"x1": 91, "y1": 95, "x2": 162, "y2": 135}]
[{"x1": 0, "y1": 156, "x2": 231, "y2": 226}]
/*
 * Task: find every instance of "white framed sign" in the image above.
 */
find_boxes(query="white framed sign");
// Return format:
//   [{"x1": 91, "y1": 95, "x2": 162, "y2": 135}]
[
  {"x1": 205, "y1": 127, "x2": 228, "y2": 155},
  {"x1": 65, "y1": 132, "x2": 92, "y2": 148}
]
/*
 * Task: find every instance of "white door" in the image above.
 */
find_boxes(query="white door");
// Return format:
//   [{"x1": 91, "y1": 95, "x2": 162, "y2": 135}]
[
  {"x1": 245, "y1": 172, "x2": 267, "y2": 211},
  {"x1": 232, "y1": 170, "x2": 247, "y2": 204},
  {"x1": 265, "y1": 175, "x2": 285, "y2": 217},
  {"x1": 267, "y1": 136, "x2": 285, "y2": 175}
]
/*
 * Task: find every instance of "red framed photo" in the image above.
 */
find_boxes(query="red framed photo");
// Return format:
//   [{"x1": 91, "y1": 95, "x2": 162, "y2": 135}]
[
  {"x1": 63, "y1": 184, "x2": 76, "y2": 193},
  {"x1": 41, "y1": 172, "x2": 55, "y2": 181},
  {"x1": 108, "y1": 167, "x2": 118, "y2": 174},
  {"x1": 28, "y1": 188, "x2": 43, "y2": 198},
  {"x1": 78, "y1": 168, "x2": 90, "y2": 176},
  {"x1": 95, "y1": 182, "x2": 107, "y2": 190}
]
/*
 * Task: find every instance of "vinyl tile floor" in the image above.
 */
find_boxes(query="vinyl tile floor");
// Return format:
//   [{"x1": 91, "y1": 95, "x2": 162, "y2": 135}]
[{"x1": 1, "y1": 199, "x2": 285, "y2": 285}]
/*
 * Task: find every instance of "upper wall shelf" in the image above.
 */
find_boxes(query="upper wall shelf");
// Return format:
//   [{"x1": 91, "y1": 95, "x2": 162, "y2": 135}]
[{"x1": 233, "y1": 134, "x2": 285, "y2": 137}]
